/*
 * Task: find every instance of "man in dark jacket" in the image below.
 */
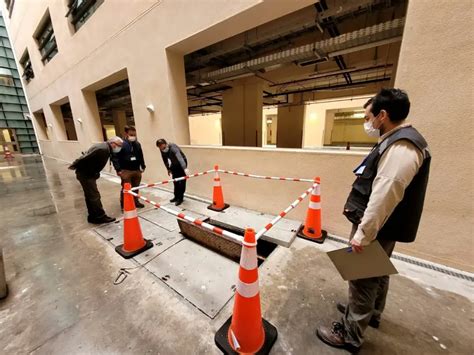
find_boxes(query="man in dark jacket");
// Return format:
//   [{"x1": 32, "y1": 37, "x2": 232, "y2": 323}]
[
  {"x1": 316, "y1": 88, "x2": 431, "y2": 352},
  {"x1": 156, "y1": 138, "x2": 189, "y2": 206},
  {"x1": 69, "y1": 137, "x2": 123, "y2": 224},
  {"x1": 111, "y1": 126, "x2": 146, "y2": 209}
]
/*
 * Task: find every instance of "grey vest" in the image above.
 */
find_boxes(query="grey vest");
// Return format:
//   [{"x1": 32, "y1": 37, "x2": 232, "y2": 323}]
[{"x1": 343, "y1": 126, "x2": 431, "y2": 243}]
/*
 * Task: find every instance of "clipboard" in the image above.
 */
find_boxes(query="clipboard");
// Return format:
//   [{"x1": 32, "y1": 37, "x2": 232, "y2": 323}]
[{"x1": 327, "y1": 241, "x2": 398, "y2": 281}]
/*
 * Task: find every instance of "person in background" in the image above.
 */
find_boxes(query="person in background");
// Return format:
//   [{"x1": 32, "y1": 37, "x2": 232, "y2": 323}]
[
  {"x1": 111, "y1": 125, "x2": 146, "y2": 209},
  {"x1": 316, "y1": 88, "x2": 431, "y2": 353},
  {"x1": 156, "y1": 138, "x2": 189, "y2": 206},
  {"x1": 69, "y1": 137, "x2": 124, "y2": 224}
]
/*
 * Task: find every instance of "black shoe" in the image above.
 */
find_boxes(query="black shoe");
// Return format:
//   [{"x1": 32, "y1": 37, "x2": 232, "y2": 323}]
[
  {"x1": 88, "y1": 215, "x2": 116, "y2": 225},
  {"x1": 135, "y1": 201, "x2": 145, "y2": 208},
  {"x1": 316, "y1": 322, "x2": 360, "y2": 353},
  {"x1": 175, "y1": 200, "x2": 183, "y2": 206},
  {"x1": 170, "y1": 198, "x2": 177, "y2": 203},
  {"x1": 337, "y1": 302, "x2": 380, "y2": 329}
]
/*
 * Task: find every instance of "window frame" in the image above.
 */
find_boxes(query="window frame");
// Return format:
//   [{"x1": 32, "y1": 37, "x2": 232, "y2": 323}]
[
  {"x1": 34, "y1": 13, "x2": 58, "y2": 65},
  {"x1": 65, "y1": 0, "x2": 104, "y2": 31},
  {"x1": 20, "y1": 50, "x2": 34, "y2": 82}
]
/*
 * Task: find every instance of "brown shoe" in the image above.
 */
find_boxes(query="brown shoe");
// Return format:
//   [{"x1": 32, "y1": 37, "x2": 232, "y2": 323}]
[{"x1": 316, "y1": 322, "x2": 360, "y2": 353}]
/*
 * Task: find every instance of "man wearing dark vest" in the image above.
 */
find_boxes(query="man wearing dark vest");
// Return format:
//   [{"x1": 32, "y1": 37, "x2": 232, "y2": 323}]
[{"x1": 317, "y1": 88, "x2": 431, "y2": 353}]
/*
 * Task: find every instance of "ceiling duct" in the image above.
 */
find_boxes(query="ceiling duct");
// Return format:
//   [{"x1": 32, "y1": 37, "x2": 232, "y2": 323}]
[{"x1": 200, "y1": 18, "x2": 405, "y2": 83}]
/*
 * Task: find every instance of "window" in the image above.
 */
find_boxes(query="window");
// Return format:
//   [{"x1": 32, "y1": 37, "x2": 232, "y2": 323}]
[
  {"x1": 0, "y1": 68, "x2": 14, "y2": 86},
  {"x1": 20, "y1": 50, "x2": 34, "y2": 82},
  {"x1": 34, "y1": 13, "x2": 58, "y2": 64},
  {"x1": 66, "y1": 0, "x2": 104, "y2": 31},
  {"x1": 33, "y1": 111, "x2": 49, "y2": 140},
  {"x1": 4, "y1": 0, "x2": 15, "y2": 17},
  {"x1": 60, "y1": 102, "x2": 78, "y2": 140}
]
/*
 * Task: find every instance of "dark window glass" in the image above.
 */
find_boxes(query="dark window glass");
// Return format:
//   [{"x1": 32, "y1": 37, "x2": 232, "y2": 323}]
[
  {"x1": 35, "y1": 15, "x2": 58, "y2": 64},
  {"x1": 66, "y1": 0, "x2": 104, "y2": 31}
]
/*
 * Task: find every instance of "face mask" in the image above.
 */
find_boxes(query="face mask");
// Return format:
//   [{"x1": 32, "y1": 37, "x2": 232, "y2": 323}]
[
  {"x1": 112, "y1": 146, "x2": 122, "y2": 153},
  {"x1": 162, "y1": 147, "x2": 169, "y2": 153},
  {"x1": 128, "y1": 136, "x2": 137, "y2": 142},
  {"x1": 364, "y1": 118, "x2": 380, "y2": 138}
]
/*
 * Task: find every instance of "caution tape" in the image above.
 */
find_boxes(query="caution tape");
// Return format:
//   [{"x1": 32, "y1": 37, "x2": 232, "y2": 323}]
[
  {"x1": 130, "y1": 169, "x2": 214, "y2": 191},
  {"x1": 126, "y1": 189, "x2": 244, "y2": 245},
  {"x1": 218, "y1": 169, "x2": 315, "y2": 183},
  {"x1": 255, "y1": 182, "x2": 317, "y2": 240}
]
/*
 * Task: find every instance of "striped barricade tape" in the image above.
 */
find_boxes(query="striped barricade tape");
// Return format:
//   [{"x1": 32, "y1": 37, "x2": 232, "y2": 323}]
[
  {"x1": 218, "y1": 169, "x2": 315, "y2": 183},
  {"x1": 255, "y1": 182, "x2": 318, "y2": 240},
  {"x1": 125, "y1": 189, "x2": 244, "y2": 245},
  {"x1": 130, "y1": 169, "x2": 214, "y2": 191}
]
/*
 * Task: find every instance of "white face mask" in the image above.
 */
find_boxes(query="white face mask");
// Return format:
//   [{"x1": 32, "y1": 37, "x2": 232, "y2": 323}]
[
  {"x1": 364, "y1": 118, "x2": 380, "y2": 138},
  {"x1": 112, "y1": 146, "x2": 122, "y2": 153},
  {"x1": 162, "y1": 147, "x2": 169, "y2": 153},
  {"x1": 128, "y1": 136, "x2": 137, "y2": 142}
]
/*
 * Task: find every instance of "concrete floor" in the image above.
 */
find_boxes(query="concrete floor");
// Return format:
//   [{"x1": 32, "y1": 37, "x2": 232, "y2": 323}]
[{"x1": 0, "y1": 156, "x2": 473, "y2": 354}]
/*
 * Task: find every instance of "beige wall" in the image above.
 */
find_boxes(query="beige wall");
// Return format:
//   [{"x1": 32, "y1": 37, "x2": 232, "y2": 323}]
[
  {"x1": 304, "y1": 96, "x2": 373, "y2": 147},
  {"x1": 277, "y1": 104, "x2": 304, "y2": 148},
  {"x1": 189, "y1": 114, "x2": 222, "y2": 146},
  {"x1": 393, "y1": 0, "x2": 474, "y2": 272}
]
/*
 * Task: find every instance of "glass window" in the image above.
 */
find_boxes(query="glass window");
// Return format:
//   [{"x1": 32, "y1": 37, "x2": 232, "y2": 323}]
[
  {"x1": 66, "y1": 0, "x2": 104, "y2": 31},
  {"x1": 20, "y1": 50, "x2": 34, "y2": 82},
  {"x1": 35, "y1": 14, "x2": 58, "y2": 64}
]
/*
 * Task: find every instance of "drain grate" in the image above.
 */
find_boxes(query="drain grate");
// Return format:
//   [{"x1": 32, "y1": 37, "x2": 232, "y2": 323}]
[{"x1": 326, "y1": 235, "x2": 474, "y2": 283}]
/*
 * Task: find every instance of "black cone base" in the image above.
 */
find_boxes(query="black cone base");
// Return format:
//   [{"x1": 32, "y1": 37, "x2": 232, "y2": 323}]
[
  {"x1": 208, "y1": 203, "x2": 230, "y2": 212},
  {"x1": 215, "y1": 316, "x2": 278, "y2": 355},
  {"x1": 296, "y1": 224, "x2": 328, "y2": 244},
  {"x1": 115, "y1": 239, "x2": 153, "y2": 259}
]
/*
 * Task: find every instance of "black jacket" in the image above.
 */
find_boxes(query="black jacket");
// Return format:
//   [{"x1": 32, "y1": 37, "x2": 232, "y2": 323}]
[
  {"x1": 343, "y1": 126, "x2": 431, "y2": 243},
  {"x1": 70, "y1": 142, "x2": 111, "y2": 178},
  {"x1": 111, "y1": 140, "x2": 146, "y2": 172}
]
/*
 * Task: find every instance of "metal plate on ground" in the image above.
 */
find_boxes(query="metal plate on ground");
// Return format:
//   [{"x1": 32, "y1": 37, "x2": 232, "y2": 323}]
[
  {"x1": 212, "y1": 207, "x2": 300, "y2": 247},
  {"x1": 94, "y1": 217, "x2": 184, "y2": 259},
  {"x1": 144, "y1": 239, "x2": 237, "y2": 319},
  {"x1": 140, "y1": 208, "x2": 181, "y2": 231}
]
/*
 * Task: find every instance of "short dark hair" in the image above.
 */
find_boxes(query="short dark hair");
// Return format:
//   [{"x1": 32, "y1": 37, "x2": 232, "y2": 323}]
[
  {"x1": 370, "y1": 88, "x2": 410, "y2": 122},
  {"x1": 156, "y1": 138, "x2": 167, "y2": 147},
  {"x1": 363, "y1": 97, "x2": 373, "y2": 109},
  {"x1": 124, "y1": 125, "x2": 136, "y2": 133}
]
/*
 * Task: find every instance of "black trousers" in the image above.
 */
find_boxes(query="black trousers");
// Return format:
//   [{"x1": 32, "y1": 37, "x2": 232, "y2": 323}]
[
  {"x1": 76, "y1": 174, "x2": 106, "y2": 219},
  {"x1": 343, "y1": 224, "x2": 396, "y2": 348},
  {"x1": 171, "y1": 166, "x2": 186, "y2": 201}
]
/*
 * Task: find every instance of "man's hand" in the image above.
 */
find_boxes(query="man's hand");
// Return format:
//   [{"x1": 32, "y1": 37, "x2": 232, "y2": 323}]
[
  {"x1": 350, "y1": 238, "x2": 364, "y2": 253},
  {"x1": 168, "y1": 170, "x2": 172, "y2": 178},
  {"x1": 185, "y1": 168, "x2": 190, "y2": 176},
  {"x1": 117, "y1": 171, "x2": 122, "y2": 176}
]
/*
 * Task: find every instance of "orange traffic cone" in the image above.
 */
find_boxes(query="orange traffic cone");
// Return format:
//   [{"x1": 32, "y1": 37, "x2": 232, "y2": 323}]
[
  {"x1": 297, "y1": 177, "x2": 327, "y2": 244},
  {"x1": 215, "y1": 228, "x2": 278, "y2": 354},
  {"x1": 3, "y1": 146, "x2": 13, "y2": 160},
  {"x1": 208, "y1": 164, "x2": 229, "y2": 212},
  {"x1": 115, "y1": 183, "x2": 153, "y2": 259}
]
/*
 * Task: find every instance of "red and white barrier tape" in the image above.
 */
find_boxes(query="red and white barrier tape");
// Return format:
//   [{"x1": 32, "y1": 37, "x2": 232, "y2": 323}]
[
  {"x1": 126, "y1": 189, "x2": 244, "y2": 244},
  {"x1": 255, "y1": 182, "x2": 318, "y2": 240},
  {"x1": 218, "y1": 169, "x2": 315, "y2": 183},
  {"x1": 130, "y1": 169, "x2": 214, "y2": 191}
]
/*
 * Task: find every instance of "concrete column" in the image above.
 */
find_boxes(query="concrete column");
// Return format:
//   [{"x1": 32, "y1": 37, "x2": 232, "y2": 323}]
[
  {"x1": 112, "y1": 111, "x2": 127, "y2": 138},
  {"x1": 276, "y1": 94, "x2": 304, "y2": 148},
  {"x1": 222, "y1": 79, "x2": 263, "y2": 147},
  {"x1": 394, "y1": 0, "x2": 473, "y2": 267}
]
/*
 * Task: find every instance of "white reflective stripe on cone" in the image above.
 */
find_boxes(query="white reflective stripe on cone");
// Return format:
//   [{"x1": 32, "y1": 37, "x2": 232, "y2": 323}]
[
  {"x1": 214, "y1": 180, "x2": 221, "y2": 187},
  {"x1": 309, "y1": 201, "x2": 321, "y2": 210},
  {"x1": 313, "y1": 185, "x2": 320, "y2": 195},
  {"x1": 240, "y1": 247, "x2": 258, "y2": 270},
  {"x1": 124, "y1": 210, "x2": 138, "y2": 219},
  {"x1": 230, "y1": 329, "x2": 241, "y2": 350},
  {"x1": 237, "y1": 279, "x2": 259, "y2": 298}
]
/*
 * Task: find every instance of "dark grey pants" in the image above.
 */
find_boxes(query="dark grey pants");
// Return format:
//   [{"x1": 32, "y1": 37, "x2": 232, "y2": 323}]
[
  {"x1": 343, "y1": 224, "x2": 396, "y2": 348},
  {"x1": 77, "y1": 174, "x2": 106, "y2": 220}
]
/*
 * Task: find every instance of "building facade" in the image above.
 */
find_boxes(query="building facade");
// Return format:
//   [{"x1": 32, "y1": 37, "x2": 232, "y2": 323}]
[
  {"x1": 3, "y1": 0, "x2": 473, "y2": 272},
  {"x1": 0, "y1": 11, "x2": 38, "y2": 154}
]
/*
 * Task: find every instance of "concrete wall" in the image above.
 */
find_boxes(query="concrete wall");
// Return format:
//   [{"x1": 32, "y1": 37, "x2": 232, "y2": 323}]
[
  {"x1": 393, "y1": 0, "x2": 474, "y2": 272},
  {"x1": 189, "y1": 114, "x2": 222, "y2": 146}
]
